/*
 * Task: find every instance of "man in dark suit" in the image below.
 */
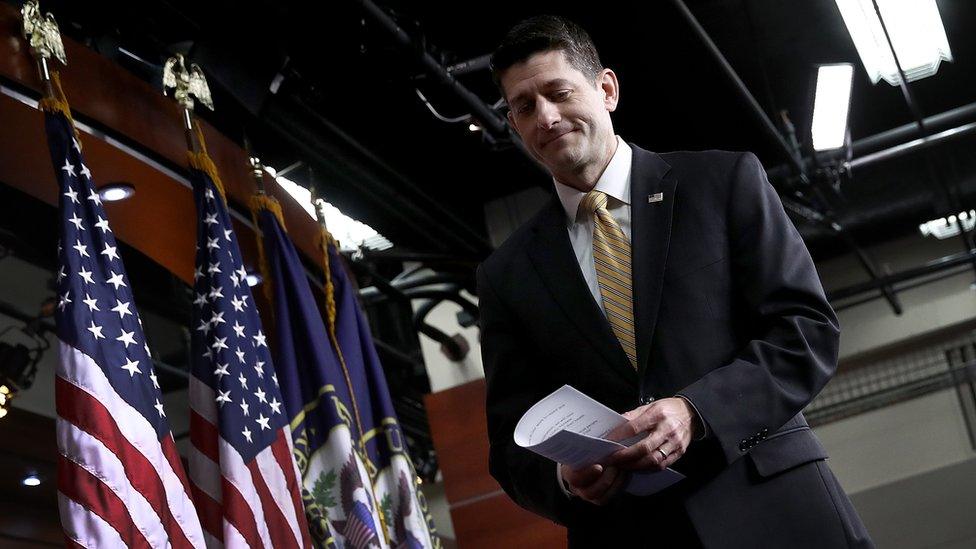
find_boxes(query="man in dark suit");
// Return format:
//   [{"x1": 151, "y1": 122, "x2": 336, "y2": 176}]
[{"x1": 477, "y1": 15, "x2": 873, "y2": 547}]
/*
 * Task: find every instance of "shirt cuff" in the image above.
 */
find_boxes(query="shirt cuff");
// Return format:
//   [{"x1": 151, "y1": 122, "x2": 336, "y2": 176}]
[
  {"x1": 675, "y1": 394, "x2": 708, "y2": 441},
  {"x1": 556, "y1": 462, "x2": 574, "y2": 498}
]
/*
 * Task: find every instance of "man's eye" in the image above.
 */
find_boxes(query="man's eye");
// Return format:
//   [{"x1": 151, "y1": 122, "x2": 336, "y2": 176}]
[
  {"x1": 553, "y1": 90, "x2": 572, "y2": 101},
  {"x1": 516, "y1": 103, "x2": 534, "y2": 114}
]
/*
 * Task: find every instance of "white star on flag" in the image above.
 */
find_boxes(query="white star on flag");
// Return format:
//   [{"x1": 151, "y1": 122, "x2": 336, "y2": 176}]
[
  {"x1": 253, "y1": 330, "x2": 267, "y2": 348},
  {"x1": 269, "y1": 398, "x2": 281, "y2": 415},
  {"x1": 82, "y1": 294, "x2": 99, "y2": 312},
  {"x1": 154, "y1": 399, "x2": 166, "y2": 417},
  {"x1": 61, "y1": 159, "x2": 76, "y2": 177},
  {"x1": 256, "y1": 414, "x2": 270, "y2": 431},
  {"x1": 64, "y1": 187, "x2": 80, "y2": 204},
  {"x1": 68, "y1": 213, "x2": 85, "y2": 230},
  {"x1": 116, "y1": 329, "x2": 138, "y2": 349},
  {"x1": 242, "y1": 426, "x2": 253, "y2": 443},
  {"x1": 72, "y1": 240, "x2": 89, "y2": 258},
  {"x1": 87, "y1": 321, "x2": 104, "y2": 340},
  {"x1": 106, "y1": 272, "x2": 126, "y2": 290},
  {"x1": 216, "y1": 390, "x2": 232, "y2": 406},
  {"x1": 94, "y1": 215, "x2": 111, "y2": 233},
  {"x1": 80, "y1": 164, "x2": 92, "y2": 179},
  {"x1": 111, "y1": 299, "x2": 132, "y2": 319},
  {"x1": 120, "y1": 357, "x2": 141, "y2": 377},
  {"x1": 254, "y1": 387, "x2": 267, "y2": 404},
  {"x1": 78, "y1": 268, "x2": 95, "y2": 285},
  {"x1": 86, "y1": 188, "x2": 101, "y2": 205},
  {"x1": 101, "y1": 244, "x2": 120, "y2": 262},
  {"x1": 58, "y1": 291, "x2": 72, "y2": 311},
  {"x1": 214, "y1": 363, "x2": 230, "y2": 379}
]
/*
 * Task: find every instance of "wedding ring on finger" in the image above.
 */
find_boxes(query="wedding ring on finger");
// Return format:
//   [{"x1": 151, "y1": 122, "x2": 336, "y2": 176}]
[{"x1": 656, "y1": 447, "x2": 669, "y2": 460}]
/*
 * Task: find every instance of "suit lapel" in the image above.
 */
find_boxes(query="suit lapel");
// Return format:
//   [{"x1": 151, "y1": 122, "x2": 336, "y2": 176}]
[
  {"x1": 629, "y1": 144, "x2": 677, "y2": 375},
  {"x1": 527, "y1": 198, "x2": 637, "y2": 385}
]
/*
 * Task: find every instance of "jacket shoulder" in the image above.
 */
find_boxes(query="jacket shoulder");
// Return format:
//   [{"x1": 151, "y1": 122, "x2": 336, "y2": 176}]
[{"x1": 478, "y1": 201, "x2": 550, "y2": 280}]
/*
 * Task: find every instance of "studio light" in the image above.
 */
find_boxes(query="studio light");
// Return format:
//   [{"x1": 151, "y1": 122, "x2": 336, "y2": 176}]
[
  {"x1": 22, "y1": 473, "x2": 40, "y2": 487},
  {"x1": 98, "y1": 182, "x2": 136, "y2": 202},
  {"x1": 468, "y1": 123, "x2": 480, "y2": 132},
  {"x1": 811, "y1": 63, "x2": 855, "y2": 154},
  {"x1": 834, "y1": 0, "x2": 952, "y2": 86}
]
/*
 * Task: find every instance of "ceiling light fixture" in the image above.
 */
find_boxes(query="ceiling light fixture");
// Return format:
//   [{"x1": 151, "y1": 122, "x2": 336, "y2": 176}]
[
  {"x1": 98, "y1": 183, "x2": 136, "y2": 202},
  {"x1": 245, "y1": 272, "x2": 263, "y2": 287},
  {"x1": 834, "y1": 0, "x2": 952, "y2": 85},
  {"x1": 811, "y1": 63, "x2": 855, "y2": 154},
  {"x1": 919, "y1": 210, "x2": 976, "y2": 240}
]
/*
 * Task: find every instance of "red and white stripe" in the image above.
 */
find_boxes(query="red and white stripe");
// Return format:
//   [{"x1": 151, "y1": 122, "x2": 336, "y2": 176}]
[
  {"x1": 57, "y1": 342, "x2": 207, "y2": 549},
  {"x1": 188, "y1": 376, "x2": 312, "y2": 549}
]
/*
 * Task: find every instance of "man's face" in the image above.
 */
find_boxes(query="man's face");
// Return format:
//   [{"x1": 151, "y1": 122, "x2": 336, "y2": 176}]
[{"x1": 501, "y1": 50, "x2": 618, "y2": 181}]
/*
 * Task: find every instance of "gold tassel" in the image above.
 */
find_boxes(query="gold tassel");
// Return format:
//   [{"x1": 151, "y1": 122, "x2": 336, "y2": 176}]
[
  {"x1": 248, "y1": 193, "x2": 286, "y2": 309},
  {"x1": 187, "y1": 122, "x2": 226, "y2": 200},
  {"x1": 37, "y1": 71, "x2": 81, "y2": 146}
]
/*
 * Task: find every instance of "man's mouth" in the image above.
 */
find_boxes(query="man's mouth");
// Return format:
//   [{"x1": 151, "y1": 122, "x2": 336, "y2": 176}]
[{"x1": 541, "y1": 129, "x2": 576, "y2": 148}]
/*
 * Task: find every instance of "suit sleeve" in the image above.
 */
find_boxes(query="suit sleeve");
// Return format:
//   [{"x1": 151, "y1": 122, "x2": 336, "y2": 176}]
[
  {"x1": 678, "y1": 152, "x2": 840, "y2": 465},
  {"x1": 477, "y1": 265, "x2": 586, "y2": 525}
]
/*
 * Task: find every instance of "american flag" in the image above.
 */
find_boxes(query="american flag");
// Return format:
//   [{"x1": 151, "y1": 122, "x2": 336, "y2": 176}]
[
  {"x1": 47, "y1": 110, "x2": 207, "y2": 547},
  {"x1": 186, "y1": 164, "x2": 312, "y2": 548}
]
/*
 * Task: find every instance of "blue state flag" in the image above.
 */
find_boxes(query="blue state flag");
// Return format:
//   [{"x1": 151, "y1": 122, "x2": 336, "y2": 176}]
[{"x1": 253, "y1": 197, "x2": 386, "y2": 549}]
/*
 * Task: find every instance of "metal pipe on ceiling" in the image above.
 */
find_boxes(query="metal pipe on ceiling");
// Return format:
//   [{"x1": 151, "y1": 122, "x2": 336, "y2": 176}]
[
  {"x1": 355, "y1": 0, "x2": 548, "y2": 176},
  {"x1": 829, "y1": 248, "x2": 976, "y2": 304},
  {"x1": 766, "y1": 102, "x2": 976, "y2": 181}
]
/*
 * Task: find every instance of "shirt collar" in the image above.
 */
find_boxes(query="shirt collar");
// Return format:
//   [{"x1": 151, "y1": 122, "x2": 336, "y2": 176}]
[{"x1": 553, "y1": 136, "x2": 632, "y2": 224}]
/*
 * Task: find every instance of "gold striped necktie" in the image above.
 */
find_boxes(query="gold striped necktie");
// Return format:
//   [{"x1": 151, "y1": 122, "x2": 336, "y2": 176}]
[{"x1": 578, "y1": 190, "x2": 638, "y2": 369}]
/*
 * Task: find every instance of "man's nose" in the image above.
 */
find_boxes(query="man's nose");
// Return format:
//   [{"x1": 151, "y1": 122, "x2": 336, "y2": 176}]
[{"x1": 536, "y1": 100, "x2": 560, "y2": 130}]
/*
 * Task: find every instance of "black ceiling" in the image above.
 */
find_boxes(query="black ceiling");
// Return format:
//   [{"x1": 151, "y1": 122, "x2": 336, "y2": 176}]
[{"x1": 12, "y1": 0, "x2": 976, "y2": 261}]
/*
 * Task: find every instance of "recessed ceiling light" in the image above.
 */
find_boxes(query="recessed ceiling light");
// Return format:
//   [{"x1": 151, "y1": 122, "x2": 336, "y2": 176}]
[
  {"x1": 22, "y1": 474, "x2": 40, "y2": 487},
  {"x1": 246, "y1": 273, "x2": 262, "y2": 287},
  {"x1": 99, "y1": 183, "x2": 136, "y2": 202}
]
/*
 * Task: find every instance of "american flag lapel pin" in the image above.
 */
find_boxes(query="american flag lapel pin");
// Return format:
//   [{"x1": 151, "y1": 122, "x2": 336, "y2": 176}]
[{"x1": 648, "y1": 192, "x2": 664, "y2": 203}]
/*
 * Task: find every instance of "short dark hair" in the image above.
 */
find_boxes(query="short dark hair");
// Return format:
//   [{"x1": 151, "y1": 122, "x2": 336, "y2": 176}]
[{"x1": 490, "y1": 15, "x2": 603, "y2": 94}]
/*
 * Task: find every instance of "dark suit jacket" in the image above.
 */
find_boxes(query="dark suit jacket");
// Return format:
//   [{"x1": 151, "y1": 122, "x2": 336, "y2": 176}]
[{"x1": 477, "y1": 145, "x2": 872, "y2": 547}]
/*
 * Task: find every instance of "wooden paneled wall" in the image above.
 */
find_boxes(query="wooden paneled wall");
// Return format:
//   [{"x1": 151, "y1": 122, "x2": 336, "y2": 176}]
[{"x1": 425, "y1": 379, "x2": 566, "y2": 548}]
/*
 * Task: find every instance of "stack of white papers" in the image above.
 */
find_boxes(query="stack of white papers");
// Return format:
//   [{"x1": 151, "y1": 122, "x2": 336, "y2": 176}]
[{"x1": 514, "y1": 385, "x2": 684, "y2": 496}]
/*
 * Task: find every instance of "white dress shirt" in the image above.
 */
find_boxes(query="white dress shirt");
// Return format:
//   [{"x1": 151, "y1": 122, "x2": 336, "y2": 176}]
[
  {"x1": 553, "y1": 136, "x2": 633, "y2": 316},
  {"x1": 550, "y1": 137, "x2": 705, "y2": 497}
]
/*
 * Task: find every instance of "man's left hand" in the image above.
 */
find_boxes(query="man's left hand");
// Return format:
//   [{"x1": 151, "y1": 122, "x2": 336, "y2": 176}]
[{"x1": 604, "y1": 398, "x2": 697, "y2": 471}]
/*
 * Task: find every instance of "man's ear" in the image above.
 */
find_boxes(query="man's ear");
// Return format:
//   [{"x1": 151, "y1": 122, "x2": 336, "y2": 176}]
[{"x1": 600, "y1": 68, "x2": 619, "y2": 112}]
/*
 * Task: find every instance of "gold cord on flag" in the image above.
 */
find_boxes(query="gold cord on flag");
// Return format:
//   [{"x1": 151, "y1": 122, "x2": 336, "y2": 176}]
[
  {"x1": 36, "y1": 72, "x2": 82, "y2": 148},
  {"x1": 248, "y1": 193, "x2": 285, "y2": 308},
  {"x1": 187, "y1": 122, "x2": 227, "y2": 201}
]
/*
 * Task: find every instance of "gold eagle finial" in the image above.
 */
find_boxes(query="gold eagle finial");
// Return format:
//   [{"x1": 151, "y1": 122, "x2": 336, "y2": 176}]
[
  {"x1": 162, "y1": 53, "x2": 214, "y2": 111},
  {"x1": 21, "y1": 0, "x2": 67, "y2": 66}
]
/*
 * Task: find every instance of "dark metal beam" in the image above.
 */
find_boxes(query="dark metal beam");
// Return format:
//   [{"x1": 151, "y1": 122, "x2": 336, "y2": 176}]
[
  {"x1": 829, "y1": 248, "x2": 976, "y2": 303},
  {"x1": 356, "y1": 0, "x2": 546, "y2": 175}
]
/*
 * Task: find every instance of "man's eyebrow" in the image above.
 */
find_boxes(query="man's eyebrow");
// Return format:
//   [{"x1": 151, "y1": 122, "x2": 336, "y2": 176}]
[{"x1": 509, "y1": 79, "x2": 576, "y2": 106}]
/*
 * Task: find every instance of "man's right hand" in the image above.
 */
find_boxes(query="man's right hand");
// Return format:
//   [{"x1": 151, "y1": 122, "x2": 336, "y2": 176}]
[{"x1": 560, "y1": 463, "x2": 627, "y2": 505}]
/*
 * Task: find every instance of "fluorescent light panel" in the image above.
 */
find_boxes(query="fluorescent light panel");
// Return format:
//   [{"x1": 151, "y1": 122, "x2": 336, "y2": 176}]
[
  {"x1": 919, "y1": 210, "x2": 976, "y2": 240},
  {"x1": 835, "y1": 0, "x2": 952, "y2": 85},
  {"x1": 272, "y1": 174, "x2": 393, "y2": 252},
  {"x1": 812, "y1": 64, "x2": 854, "y2": 152}
]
